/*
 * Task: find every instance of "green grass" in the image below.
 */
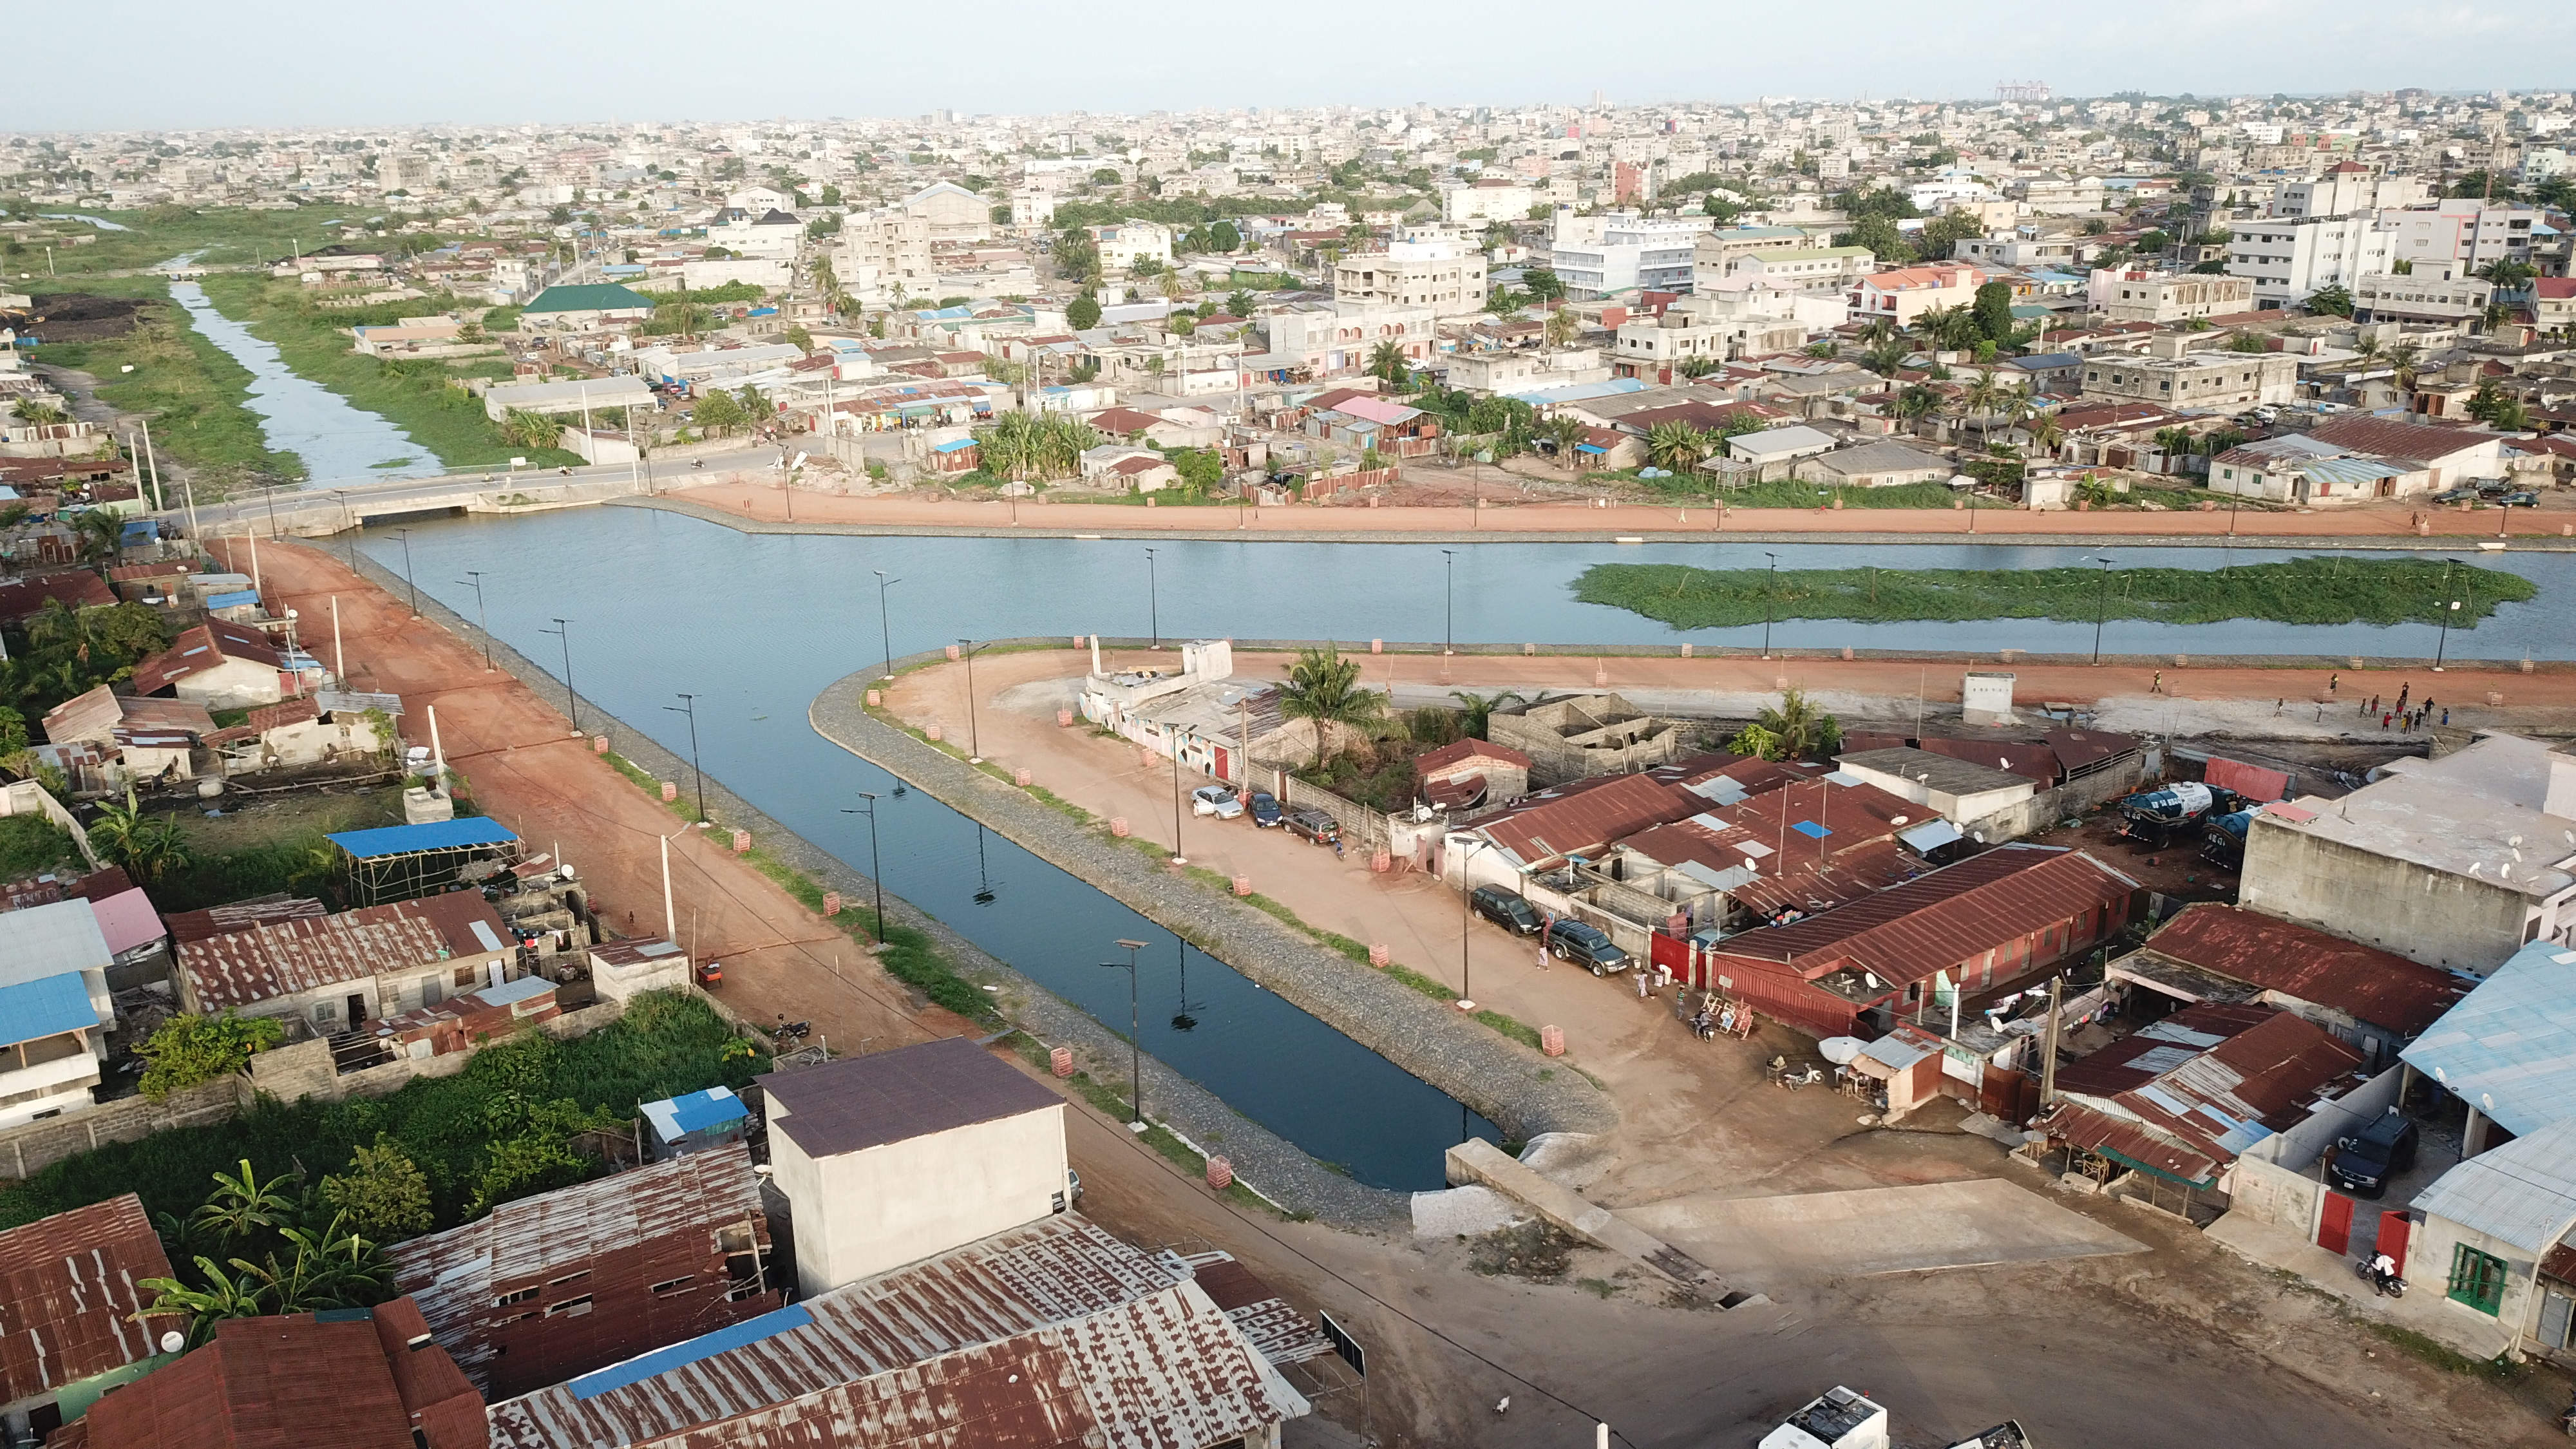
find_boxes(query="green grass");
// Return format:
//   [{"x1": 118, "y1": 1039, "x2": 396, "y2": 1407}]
[
  {"x1": 1005, "y1": 1035, "x2": 1286, "y2": 1215},
  {"x1": 194, "y1": 274, "x2": 580, "y2": 473},
  {"x1": 1575, "y1": 557, "x2": 2538, "y2": 631},
  {"x1": 0, "y1": 815, "x2": 81, "y2": 880},
  {"x1": 6, "y1": 206, "x2": 321, "y2": 278},
  {"x1": 1599, "y1": 471, "x2": 2005, "y2": 510},
  {"x1": 0, "y1": 991, "x2": 762, "y2": 1235},
  {"x1": 2363, "y1": 1322, "x2": 2528, "y2": 1381},
  {"x1": 25, "y1": 279, "x2": 304, "y2": 486}
]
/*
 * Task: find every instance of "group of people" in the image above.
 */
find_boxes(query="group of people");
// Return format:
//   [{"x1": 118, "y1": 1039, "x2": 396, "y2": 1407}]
[{"x1": 2363, "y1": 683, "x2": 2442, "y2": 732}]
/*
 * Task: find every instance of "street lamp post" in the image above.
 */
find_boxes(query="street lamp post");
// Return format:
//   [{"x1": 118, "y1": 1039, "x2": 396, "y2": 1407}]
[
  {"x1": 1761, "y1": 552, "x2": 1778, "y2": 659},
  {"x1": 840, "y1": 793, "x2": 887, "y2": 943},
  {"x1": 959, "y1": 639, "x2": 985, "y2": 762},
  {"x1": 663, "y1": 693, "x2": 706, "y2": 822},
  {"x1": 1144, "y1": 546, "x2": 1160, "y2": 649},
  {"x1": 2433, "y1": 558, "x2": 2467, "y2": 671},
  {"x1": 455, "y1": 571, "x2": 492, "y2": 670},
  {"x1": 1102, "y1": 939, "x2": 1150, "y2": 1128},
  {"x1": 873, "y1": 571, "x2": 901, "y2": 683},
  {"x1": 1170, "y1": 746, "x2": 1188, "y2": 867},
  {"x1": 1441, "y1": 548, "x2": 1456, "y2": 654},
  {"x1": 2090, "y1": 556, "x2": 2115, "y2": 667},
  {"x1": 540, "y1": 618, "x2": 579, "y2": 735},
  {"x1": 393, "y1": 528, "x2": 421, "y2": 618},
  {"x1": 1455, "y1": 839, "x2": 1494, "y2": 1012}
]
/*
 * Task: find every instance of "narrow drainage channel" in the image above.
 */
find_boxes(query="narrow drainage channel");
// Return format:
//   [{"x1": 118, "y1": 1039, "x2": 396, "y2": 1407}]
[{"x1": 359, "y1": 527, "x2": 1501, "y2": 1192}]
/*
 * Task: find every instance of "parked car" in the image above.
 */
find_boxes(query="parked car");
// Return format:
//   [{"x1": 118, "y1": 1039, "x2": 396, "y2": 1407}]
[
  {"x1": 2432, "y1": 485, "x2": 2482, "y2": 504},
  {"x1": 1285, "y1": 808, "x2": 1341, "y2": 846},
  {"x1": 2325, "y1": 1112, "x2": 2420, "y2": 1198},
  {"x1": 1248, "y1": 791, "x2": 1283, "y2": 827},
  {"x1": 2477, "y1": 478, "x2": 2514, "y2": 498},
  {"x1": 1545, "y1": 919, "x2": 1630, "y2": 976},
  {"x1": 2502, "y1": 489, "x2": 2541, "y2": 508},
  {"x1": 1191, "y1": 784, "x2": 1243, "y2": 819},
  {"x1": 1470, "y1": 885, "x2": 1544, "y2": 935}
]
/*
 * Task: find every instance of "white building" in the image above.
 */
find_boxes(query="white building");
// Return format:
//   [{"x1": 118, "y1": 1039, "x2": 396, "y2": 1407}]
[
  {"x1": 1548, "y1": 210, "x2": 1711, "y2": 299},
  {"x1": 759, "y1": 1036, "x2": 1072, "y2": 1298},
  {"x1": 2225, "y1": 213, "x2": 2394, "y2": 308},
  {"x1": 1442, "y1": 177, "x2": 1535, "y2": 224},
  {"x1": 2352, "y1": 262, "x2": 2496, "y2": 325},
  {"x1": 2088, "y1": 268, "x2": 2258, "y2": 323},
  {"x1": 1085, "y1": 220, "x2": 1175, "y2": 274},
  {"x1": 833, "y1": 209, "x2": 934, "y2": 307},
  {"x1": 0, "y1": 900, "x2": 114, "y2": 1128},
  {"x1": 1332, "y1": 227, "x2": 1487, "y2": 316},
  {"x1": 2378, "y1": 200, "x2": 2543, "y2": 273}
]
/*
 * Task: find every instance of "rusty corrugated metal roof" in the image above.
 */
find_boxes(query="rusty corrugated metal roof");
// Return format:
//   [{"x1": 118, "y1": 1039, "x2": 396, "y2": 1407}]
[
  {"x1": 0, "y1": 1194, "x2": 175, "y2": 1403},
  {"x1": 482, "y1": 1215, "x2": 1307, "y2": 1449},
  {"x1": 175, "y1": 894, "x2": 509, "y2": 1010},
  {"x1": 76, "y1": 1309, "x2": 428, "y2": 1449},
  {"x1": 2125, "y1": 904, "x2": 2467, "y2": 1037}
]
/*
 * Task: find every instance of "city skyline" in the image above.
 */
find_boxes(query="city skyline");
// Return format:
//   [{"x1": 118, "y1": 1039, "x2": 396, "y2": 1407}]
[{"x1": 12, "y1": 0, "x2": 2576, "y2": 132}]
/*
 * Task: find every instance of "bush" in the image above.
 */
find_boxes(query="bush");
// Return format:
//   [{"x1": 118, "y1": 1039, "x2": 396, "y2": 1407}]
[
  {"x1": 135, "y1": 1012, "x2": 286, "y2": 1099},
  {"x1": 0, "y1": 814, "x2": 80, "y2": 880}
]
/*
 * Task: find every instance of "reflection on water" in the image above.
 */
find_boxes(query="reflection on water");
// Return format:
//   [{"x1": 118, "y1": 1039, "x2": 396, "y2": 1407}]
[{"x1": 164, "y1": 276, "x2": 440, "y2": 488}]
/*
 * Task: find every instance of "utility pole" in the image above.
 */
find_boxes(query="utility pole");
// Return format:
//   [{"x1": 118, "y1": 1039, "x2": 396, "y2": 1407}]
[
  {"x1": 456, "y1": 570, "x2": 492, "y2": 670},
  {"x1": 873, "y1": 571, "x2": 901, "y2": 682},
  {"x1": 2089, "y1": 556, "x2": 2114, "y2": 666},
  {"x1": 664, "y1": 693, "x2": 706, "y2": 822},
  {"x1": 138, "y1": 417, "x2": 164, "y2": 511},
  {"x1": 842, "y1": 793, "x2": 887, "y2": 943},
  {"x1": 542, "y1": 618, "x2": 579, "y2": 734},
  {"x1": 2040, "y1": 976, "x2": 2063, "y2": 1107},
  {"x1": 1103, "y1": 940, "x2": 1150, "y2": 1127},
  {"x1": 331, "y1": 595, "x2": 344, "y2": 683}
]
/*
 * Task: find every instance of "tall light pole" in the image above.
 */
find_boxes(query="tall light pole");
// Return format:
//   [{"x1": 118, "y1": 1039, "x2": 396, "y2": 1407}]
[
  {"x1": 873, "y1": 570, "x2": 901, "y2": 683},
  {"x1": 393, "y1": 527, "x2": 420, "y2": 618},
  {"x1": 1103, "y1": 938, "x2": 1150, "y2": 1128},
  {"x1": 455, "y1": 570, "x2": 492, "y2": 670},
  {"x1": 2090, "y1": 555, "x2": 2114, "y2": 667},
  {"x1": 2433, "y1": 557, "x2": 2466, "y2": 672},
  {"x1": 840, "y1": 793, "x2": 886, "y2": 943},
  {"x1": 959, "y1": 638, "x2": 985, "y2": 762},
  {"x1": 1144, "y1": 545, "x2": 1160, "y2": 649},
  {"x1": 1454, "y1": 838, "x2": 1495, "y2": 1012},
  {"x1": 1441, "y1": 548, "x2": 1456, "y2": 654},
  {"x1": 1169, "y1": 744, "x2": 1188, "y2": 867},
  {"x1": 540, "y1": 617, "x2": 579, "y2": 735},
  {"x1": 1761, "y1": 551, "x2": 1778, "y2": 659},
  {"x1": 663, "y1": 693, "x2": 706, "y2": 822}
]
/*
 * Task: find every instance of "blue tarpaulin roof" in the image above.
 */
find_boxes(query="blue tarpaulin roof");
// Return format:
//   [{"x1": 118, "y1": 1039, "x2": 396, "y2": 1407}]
[
  {"x1": 0, "y1": 972, "x2": 99, "y2": 1048},
  {"x1": 569, "y1": 1303, "x2": 812, "y2": 1400},
  {"x1": 327, "y1": 817, "x2": 520, "y2": 859},
  {"x1": 669, "y1": 1086, "x2": 747, "y2": 1132}
]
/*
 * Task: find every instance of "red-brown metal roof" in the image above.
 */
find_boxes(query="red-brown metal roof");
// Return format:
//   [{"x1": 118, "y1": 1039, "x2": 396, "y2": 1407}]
[
  {"x1": 76, "y1": 1310, "x2": 427, "y2": 1449},
  {"x1": 2053, "y1": 1001, "x2": 2279, "y2": 1097},
  {"x1": 1412, "y1": 737, "x2": 1533, "y2": 777},
  {"x1": 1917, "y1": 736, "x2": 2061, "y2": 784},
  {"x1": 1477, "y1": 772, "x2": 1696, "y2": 867},
  {"x1": 2128, "y1": 904, "x2": 2467, "y2": 1037},
  {"x1": 0, "y1": 1195, "x2": 175, "y2": 1404},
  {"x1": 2306, "y1": 413, "x2": 2495, "y2": 464},
  {"x1": 128, "y1": 621, "x2": 284, "y2": 697},
  {"x1": 0, "y1": 571, "x2": 116, "y2": 625},
  {"x1": 175, "y1": 894, "x2": 510, "y2": 1011}
]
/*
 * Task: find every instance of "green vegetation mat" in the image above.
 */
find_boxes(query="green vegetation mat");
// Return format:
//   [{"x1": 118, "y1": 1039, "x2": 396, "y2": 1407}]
[
  {"x1": 1573, "y1": 557, "x2": 2537, "y2": 630},
  {"x1": 25, "y1": 279, "x2": 304, "y2": 484}
]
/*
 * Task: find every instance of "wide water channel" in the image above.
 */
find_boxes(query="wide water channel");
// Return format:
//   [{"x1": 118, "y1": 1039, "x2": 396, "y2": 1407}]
[{"x1": 351, "y1": 508, "x2": 2575, "y2": 1187}]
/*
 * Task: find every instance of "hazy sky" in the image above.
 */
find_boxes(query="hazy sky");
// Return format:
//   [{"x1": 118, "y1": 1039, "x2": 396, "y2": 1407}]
[{"x1": 12, "y1": 0, "x2": 2574, "y2": 132}]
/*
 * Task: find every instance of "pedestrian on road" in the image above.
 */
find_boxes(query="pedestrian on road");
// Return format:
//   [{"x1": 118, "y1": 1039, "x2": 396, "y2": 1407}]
[
  {"x1": 2315, "y1": 704, "x2": 2325, "y2": 721},
  {"x1": 2443, "y1": 708, "x2": 2451, "y2": 726},
  {"x1": 2422, "y1": 696, "x2": 2436, "y2": 717},
  {"x1": 2152, "y1": 670, "x2": 2163, "y2": 695},
  {"x1": 2329, "y1": 672, "x2": 2340, "y2": 696},
  {"x1": 2382, "y1": 712, "x2": 2392, "y2": 730},
  {"x1": 2397, "y1": 683, "x2": 2410, "y2": 713},
  {"x1": 2275, "y1": 698, "x2": 2285, "y2": 716},
  {"x1": 1636, "y1": 968, "x2": 1651, "y2": 1001}
]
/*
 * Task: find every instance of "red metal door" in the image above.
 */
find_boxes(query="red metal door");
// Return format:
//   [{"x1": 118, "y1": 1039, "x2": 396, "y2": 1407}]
[
  {"x1": 2377, "y1": 1211, "x2": 2412, "y2": 1276},
  {"x1": 2317, "y1": 1192, "x2": 2355, "y2": 1256}
]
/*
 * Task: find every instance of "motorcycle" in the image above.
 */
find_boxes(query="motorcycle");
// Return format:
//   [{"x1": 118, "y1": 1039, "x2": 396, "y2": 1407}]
[
  {"x1": 2559, "y1": 1389, "x2": 2576, "y2": 1438},
  {"x1": 772, "y1": 1014, "x2": 811, "y2": 1043},
  {"x1": 2353, "y1": 1256, "x2": 2407, "y2": 1298},
  {"x1": 1777, "y1": 1065, "x2": 1824, "y2": 1090}
]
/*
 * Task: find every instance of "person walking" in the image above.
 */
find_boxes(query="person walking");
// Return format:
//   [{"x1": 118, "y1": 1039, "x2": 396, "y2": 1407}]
[
  {"x1": 1636, "y1": 967, "x2": 1652, "y2": 1001},
  {"x1": 2329, "y1": 672, "x2": 2340, "y2": 696},
  {"x1": 2275, "y1": 698, "x2": 2286, "y2": 717},
  {"x1": 2151, "y1": 670, "x2": 2164, "y2": 696},
  {"x1": 2443, "y1": 708, "x2": 2450, "y2": 726},
  {"x1": 2396, "y1": 683, "x2": 2410, "y2": 714}
]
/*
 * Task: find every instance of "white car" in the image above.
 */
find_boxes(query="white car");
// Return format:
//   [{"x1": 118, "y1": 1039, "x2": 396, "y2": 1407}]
[{"x1": 1191, "y1": 784, "x2": 1244, "y2": 819}]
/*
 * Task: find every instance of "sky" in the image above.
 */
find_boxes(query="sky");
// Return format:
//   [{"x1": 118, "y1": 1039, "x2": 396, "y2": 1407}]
[{"x1": 10, "y1": 0, "x2": 2575, "y2": 133}]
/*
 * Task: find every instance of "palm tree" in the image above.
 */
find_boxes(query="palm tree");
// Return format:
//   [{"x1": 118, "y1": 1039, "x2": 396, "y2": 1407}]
[
  {"x1": 1862, "y1": 339, "x2": 1913, "y2": 377},
  {"x1": 1956, "y1": 372, "x2": 2010, "y2": 433},
  {"x1": 1728, "y1": 687, "x2": 1842, "y2": 762},
  {"x1": 1892, "y1": 384, "x2": 1940, "y2": 422},
  {"x1": 1276, "y1": 647, "x2": 1385, "y2": 762},
  {"x1": 70, "y1": 507, "x2": 127, "y2": 565},
  {"x1": 2387, "y1": 342, "x2": 2423, "y2": 394},
  {"x1": 2024, "y1": 410, "x2": 2065, "y2": 460},
  {"x1": 1676, "y1": 355, "x2": 1719, "y2": 379},
  {"x1": 1543, "y1": 306, "x2": 1582, "y2": 348},
  {"x1": 2353, "y1": 334, "x2": 2383, "y2": 365},
  {"x1": 1448, "y1": 690, "x2": 1524, "y2": 741},
  {"x1": 1365, "y1": 339, "x2": 1410, "y2": 388},
  {"x1": 2153, "y1": 426, "x2": 2195, "y2": 460},
  {"x1": 1643, "y1": 419, "x2": 1709, "y2": 473},
  {"x1": 88, "y1": 788, "x2": 191, "y2": 883},
  {"x1": 133, "y1": 1256, "x2": 269, "y2": 1349},
  {"x1": 10, "y1": 399, "x2": 71, "y2": 426},
  {"x1": 1539, "y1": 414, "x2": 1591, "y2": 469}
]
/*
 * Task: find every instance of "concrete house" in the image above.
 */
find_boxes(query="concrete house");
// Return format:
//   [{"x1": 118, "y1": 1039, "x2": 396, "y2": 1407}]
[
  {"x1": 0, "y1": 1195, "x2": 176, "y2": 1444},
  {"x1": 516, "y1": 283, "x2": 656, "y2": 334},
  {"x1": 758, "y1": 1036, "x2": 1070, "y2": 1298},
  {"x1": 2405, "y1": 1117, "x2": 2576, "y2": 1361},
  {"x1": 386, "y1": 1143, "x2": 779, "y2": 1401},
  {"x1": 175, "y1": 892, "x2": 520, "y2": 1032},
  {"x1": 1833, "y1": 746, "x2": 2040, "y2": 830},
  {"x1": 2107, "y1": 903, "x2": 2466, "y2": 1066},
  {"x1": 0, "y1": 899, "x2": 115, "y2": 1128},
  {"x1": 126, "y1": 619, "x2": 290, "y2": 712},
  {"x1": 1794, "y1": 440, "x2": 1952, "y2": 488},
  {"x1": 1488, "y1": 693, "x2": 1684, "y2": 787},
  {"x1": 1726, "y1": 423, "x2": 1839, "y2": 479},
  {"x1": 1414, "y1": 737, "x2": 1534, "y2": 811},
  {"x1": 2240, "y1": 733, "x2": 2576, "y2": 974}
]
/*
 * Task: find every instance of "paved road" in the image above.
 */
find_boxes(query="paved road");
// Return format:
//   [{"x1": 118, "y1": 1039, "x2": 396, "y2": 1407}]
[{"x1": 176, "y1": 445, "x2": 787, "y2": 530}]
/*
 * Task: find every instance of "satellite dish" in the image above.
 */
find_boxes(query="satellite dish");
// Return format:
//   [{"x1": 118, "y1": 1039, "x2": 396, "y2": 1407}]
[{"x1": 160, "y1": 1330, "x2": 185, "y2": 1354}]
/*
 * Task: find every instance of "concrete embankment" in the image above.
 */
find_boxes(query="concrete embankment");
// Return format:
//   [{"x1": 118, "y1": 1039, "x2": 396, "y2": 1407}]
[{"x1": 808, "y1": 671, "x2": 1621, "y2": 1146}]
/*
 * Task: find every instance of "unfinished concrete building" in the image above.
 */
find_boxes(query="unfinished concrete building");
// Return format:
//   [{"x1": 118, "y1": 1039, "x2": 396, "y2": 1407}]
[{"x1": 1488, "y1": 693, "x2": 1684, "y2": 787}]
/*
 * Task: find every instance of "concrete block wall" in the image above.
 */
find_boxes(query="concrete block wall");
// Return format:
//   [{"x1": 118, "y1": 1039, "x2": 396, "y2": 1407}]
[{"x1": 0, "y1": 1075, "x2": 242, "y2": 1182}]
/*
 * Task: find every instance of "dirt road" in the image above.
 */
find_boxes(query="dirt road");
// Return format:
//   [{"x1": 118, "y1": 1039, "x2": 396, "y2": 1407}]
[{"x1": 674, "y1": 477, "x2": 2576, "y2": 543}]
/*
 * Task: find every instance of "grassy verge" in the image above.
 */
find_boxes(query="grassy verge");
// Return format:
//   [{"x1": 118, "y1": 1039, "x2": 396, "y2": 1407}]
[
  {"x1": 1003, "y1": 1033, "x2": 1294, "y2": 1217},
  {"x1": 0, "y1": 815, "x2": 81, "y2": 878},
  {"x1": 1575, "y1": 556, "x2": 2539, "y2": 631},
  {"x1": 26, "y1": 279, "x2": 305, "y2": 486},
  {"x1": 861, "y1": 696, "x2": 1557, "y2": 1056},
  {"x1": 1596, "y1": 470, "x2": 2010, "y2": 510},
  {"x1": 2364, "y1": 1323, "x2": 2528, "y2": 1382},
  {"x1": 194, "y1": 273, "x2": 581, "y2": 472},
  {"x1": 598, "y1": 751, "x2": 998, "y2": 1024}
]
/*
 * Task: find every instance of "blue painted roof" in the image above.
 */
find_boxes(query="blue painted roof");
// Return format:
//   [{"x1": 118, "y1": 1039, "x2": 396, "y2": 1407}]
[
  {"x1": 474, "y1": 974, "x2": 555, "y2": 1007},
  {"x1": 670, "y1": 1086, "x2": 747, "y2": 1132},
  {"x1": 327, "y1": 817, "x2": 520, "y2": 859},
  {"x1": 931, "y1": 438, "x2": 977, "y2": 453},
  {"x1": 120, "y1": 519, "x2": 159, "y2": 542},
  {"x1": 1505, "y1": 377, "x2": 1648, "y2": 404},
  {"x1": 0, "y1": 972, "x2": 99, "y2": 1048},
  {"x1": 2014, "y1": 352, "x2": 2083, "y2": 370},
  {"x1": 2401, "y1": 941, "x2": 2576, "y2": 1138},
  {"x1": 205, "y1": 591, "x2": 261, "y2": 611},
  {"x1": 1790, "y1": 820, "x2": 1832, "y2": 839},
  {"x1": 569, "y1": 1303, "x2": 813, "y2": 1400}
]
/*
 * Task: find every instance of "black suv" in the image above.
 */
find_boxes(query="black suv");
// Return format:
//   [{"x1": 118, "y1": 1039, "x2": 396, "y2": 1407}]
[
  {"x1": 1470, "y1": 886, "x2": 1543, "y2": 935},
  {"x1": 1546, "y1": 919, "x2": 1631, "y2": 976},
  {"x1": 2326, "y1": 1112, "x2": 2419, "y2": 1198}
]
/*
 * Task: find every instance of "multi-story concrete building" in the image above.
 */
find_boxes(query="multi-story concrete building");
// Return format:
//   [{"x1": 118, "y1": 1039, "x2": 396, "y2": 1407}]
[
  {"x1": 1846, "y1": 262, "x2": 1985, "y2": 325},
  {"x1": 832, "y1": 209, "x2": 933, "y2": 306},
  {"x1": 1548, "y1": 210, "x2": 1710, "y2": 298},
  {"x1": 1084, "y1": 219, "x2": 1175, "y2": 274},
  {"x1": 2225, "y1": 213, "x2": 2393, "y2": 308},
  {"x1": 2076, "y1": 338, "x2": 2298, "y2": 410},
  {"x1": 2351, "y1": 261, "x2": 2496, "y2": 325},
  {"x1": 1727, "y1": 247, "x2": 1877, "y2": 292},
  {"x1": 0, "y1": 899, "x2": 115, "y2": 1129},
  {"x1": 1442, "y1": 176, "x2": 1533, "y2": 224},
  {"x1": 1332, "y1": 227, "x2": 1486, "y2": 316},
  {"x1": 2378, "y1": 200, "x2": 2541, "y2": 273},
  {"x1": 1953, "y1": 229, "x2": 2083, "y2": 270},
  {"x1": 2088, "y1": 268, "x2": 2258, "y2": 323}
]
